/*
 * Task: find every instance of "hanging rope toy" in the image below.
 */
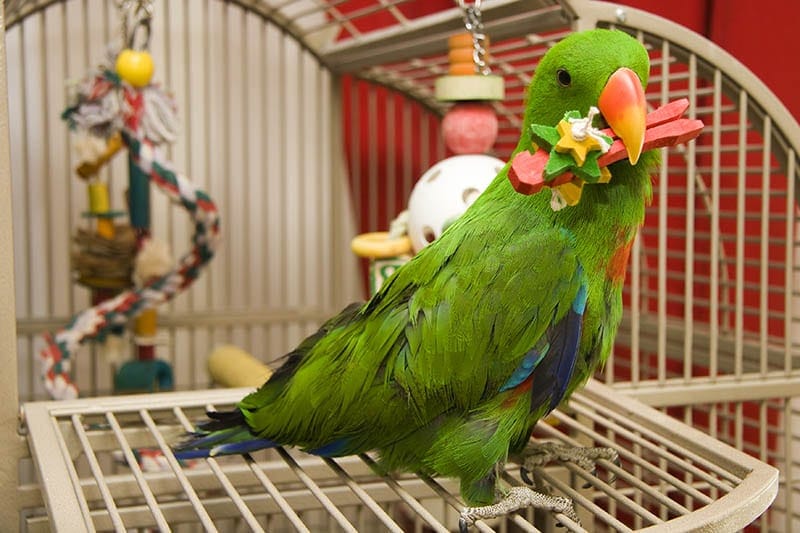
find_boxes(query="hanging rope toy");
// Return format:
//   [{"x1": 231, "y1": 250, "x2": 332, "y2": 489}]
[
  {"x1": 41, "y1": 2, "x2": 219, "y2": 400},
  {"x1": 40, "y1": 128, "x2": 220, "y2": 399}
]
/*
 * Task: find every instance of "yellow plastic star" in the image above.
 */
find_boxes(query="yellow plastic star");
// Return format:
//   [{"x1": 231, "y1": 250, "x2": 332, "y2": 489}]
[
  {"x1": 554, "y1": 119, "x2": 603, "y2": 167},
  {"x1": 556, "y1": 178, "x2": 585, "y2": 206},
  {"x1": 598, "y1": 166, "x2": 612, "y2": 183}
]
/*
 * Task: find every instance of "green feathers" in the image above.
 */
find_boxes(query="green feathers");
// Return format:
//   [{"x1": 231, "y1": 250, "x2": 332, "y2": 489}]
[
  {"x1": 175, "y1": 29, "x2": 658, "y2": 507},
  {"x1": 520, "y1": 29, "x2": 650, "y2": 150}
]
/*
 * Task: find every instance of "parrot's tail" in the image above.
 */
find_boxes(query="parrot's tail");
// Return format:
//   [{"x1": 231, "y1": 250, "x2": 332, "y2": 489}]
[{"x1": 173, "y1": 409, "x2": 279, "y2": 459}]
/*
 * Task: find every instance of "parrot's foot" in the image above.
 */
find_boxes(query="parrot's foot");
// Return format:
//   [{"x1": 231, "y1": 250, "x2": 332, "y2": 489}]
[
  {"x1": 517, "y1": 441, "x2": 620, "y2": 487},
  {"x1": 458, "y1": 486, "x2": 579, "y2": 532}
]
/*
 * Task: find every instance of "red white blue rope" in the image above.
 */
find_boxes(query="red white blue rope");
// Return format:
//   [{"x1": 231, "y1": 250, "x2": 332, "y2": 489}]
[{"x1": 40, "y1": 130, "x2": 220, "y2": 399}]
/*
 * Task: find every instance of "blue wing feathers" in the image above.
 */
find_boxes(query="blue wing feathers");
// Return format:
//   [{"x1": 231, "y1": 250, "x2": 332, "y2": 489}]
[
  {"x1": 209, "y1": 439, "x2": 280, "y2": 457},
  {"x1": 173, "y1": 448, "x2": 216, "y2": 460},
  {"x1": 307, "y1": 438, "x2": 352, "y2": 457},
  {"x1": 526, "y1": 267, "x2": 587, "y2": 413},
  {"x1": 173, "y1": 407, "x2": 355, "y2": 460},
  {"x1": 545, "y1": 302, "x2": 583, "y2": 411},
  {"x1": 572, "y1": 282, "x2": 588, "y2": 314},
  {"x1": 499, "y1": 343, "x2": 549, "y2": 392}
]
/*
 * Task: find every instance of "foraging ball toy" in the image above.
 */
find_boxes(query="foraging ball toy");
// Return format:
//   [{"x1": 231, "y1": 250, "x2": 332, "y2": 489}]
[{"x1": 407, "y1": 153, "x2": 503, "y2": 253}]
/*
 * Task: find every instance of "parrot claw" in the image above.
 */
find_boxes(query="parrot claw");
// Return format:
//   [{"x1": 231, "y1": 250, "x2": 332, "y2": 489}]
[
  {"x1": 516, "y1": 441, "x2": 620, "y2": 486},
  {"x1": 459, "y1": 486, "x2": 580, "y2": 530},
  {"x1": 519, "y1": 466, "x2": 534, "y2": 486}
]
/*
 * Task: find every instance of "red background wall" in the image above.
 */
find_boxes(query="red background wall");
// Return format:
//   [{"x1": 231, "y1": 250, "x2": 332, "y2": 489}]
[{"x1": 611, "y1": 0, "x2": 799, "y2": 121}]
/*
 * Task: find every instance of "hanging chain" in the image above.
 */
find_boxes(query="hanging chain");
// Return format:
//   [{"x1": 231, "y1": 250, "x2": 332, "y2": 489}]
[
  {"x1": 456, "y1": 0, "x2": 490, "y2": 75},
  {"x1": 115, "y1": 0, "x2": 153, "y2": 50}
]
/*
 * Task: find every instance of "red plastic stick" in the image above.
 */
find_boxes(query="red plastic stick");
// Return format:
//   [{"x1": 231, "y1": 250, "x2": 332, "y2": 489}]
[{"x1": 508, "y1": 99, "x2": 704, "y2": 195}]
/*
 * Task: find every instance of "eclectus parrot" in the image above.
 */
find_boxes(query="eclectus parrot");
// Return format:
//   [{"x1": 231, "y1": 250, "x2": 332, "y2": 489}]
[{"x1": 176, "y1": 29, "x2": 673, "y2": 526}]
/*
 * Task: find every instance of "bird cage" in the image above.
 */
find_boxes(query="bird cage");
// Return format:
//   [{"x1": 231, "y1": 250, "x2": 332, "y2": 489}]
[{"x1": 1, "y1": 0, "x2": 797, "y2": 531}]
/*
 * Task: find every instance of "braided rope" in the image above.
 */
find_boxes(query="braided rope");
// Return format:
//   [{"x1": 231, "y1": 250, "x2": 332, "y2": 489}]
[{"x1": 39, "y1": 129, "x2": 220, "y2": 400}]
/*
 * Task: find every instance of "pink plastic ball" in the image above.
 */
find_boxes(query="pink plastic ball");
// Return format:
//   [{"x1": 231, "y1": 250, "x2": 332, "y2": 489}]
[{"x1": 441, "y1": 102, "x2": 499, "y2": 154}]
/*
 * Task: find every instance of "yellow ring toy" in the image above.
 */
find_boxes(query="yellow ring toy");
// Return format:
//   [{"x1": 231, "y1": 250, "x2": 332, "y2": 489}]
[{"x1": 351, "y1": 232, "x2": 412, "y2": 259}]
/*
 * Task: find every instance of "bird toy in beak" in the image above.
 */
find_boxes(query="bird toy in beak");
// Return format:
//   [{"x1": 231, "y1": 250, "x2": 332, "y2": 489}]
[{"x1": 508, "y1": 98, "x2": 704, "y2": 208}]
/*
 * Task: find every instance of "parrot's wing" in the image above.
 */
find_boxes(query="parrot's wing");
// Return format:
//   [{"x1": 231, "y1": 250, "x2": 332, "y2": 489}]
[
  {"x1": 498, "y1": 267, "x2": 587, "y2": 415},
  {"x1": 381, "y1": 222, "x2": 588, "y2": 416},
  {"x1": 176, "y1": 223, "x2": 588, "y2": 459},
  {"x1": 362, "y1": 223, "x2": 589, "y2": 488}
]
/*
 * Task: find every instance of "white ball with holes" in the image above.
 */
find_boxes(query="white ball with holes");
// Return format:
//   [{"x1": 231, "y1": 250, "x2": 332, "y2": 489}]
[{"x1": 407, "y1": 154, "x2": 505, "y2": 254}]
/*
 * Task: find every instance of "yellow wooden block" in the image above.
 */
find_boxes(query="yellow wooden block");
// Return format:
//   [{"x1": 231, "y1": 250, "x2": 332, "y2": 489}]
[
  {"x1": 96, "y1": 218, "x2": 115, "y2": 240},
  {"x1": 435, "y1": 75, "x2": 505, "y2": 102},
  {"x1": 88, "y1": 182, "x2": 110, "y2": 213},
  {"x1": 556, "y1": 179, "x2": 584, "y2": 206},
  {"x1": 555, "y1": 120, "x2": 603, "y2": 167},
  {"x1": 351, "y1": 232, "x2": 412, "y2": 259},
  {"x1": 448, "y1": 48, "x2": 473, "y2": 64},
  {"x1": 134, "y1": 308, "x2": 158, "y2": 337},
  {"x1": 207, "y1": 345, "x2": 272, "y2": 388},
  {"x1": 76, "y1": 132, "x2": 123, "y2": 179}
]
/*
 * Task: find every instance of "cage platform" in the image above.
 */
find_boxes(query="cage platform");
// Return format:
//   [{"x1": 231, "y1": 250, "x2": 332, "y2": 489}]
[{"x1": 22, "y1": 379, "x2": 778, "y2": 532}]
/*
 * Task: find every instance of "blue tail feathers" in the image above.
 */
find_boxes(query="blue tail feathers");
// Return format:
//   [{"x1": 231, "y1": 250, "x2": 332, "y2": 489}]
[
  {"x1": 172, "y1": 408, "x2": 279, "y2": 460},
  {"x1": 172, "y1": 408, "x2": 359, "y2": 460}
]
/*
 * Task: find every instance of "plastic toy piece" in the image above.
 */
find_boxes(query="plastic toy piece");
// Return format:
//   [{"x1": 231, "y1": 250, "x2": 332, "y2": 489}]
[
  {"x1": 351, "y1": 232, "x2": 412, "y2": 259},
  {"x1": 77, "y1": 133, "x2": 126, "y2": 239},
  {"x1": 134, "y1": 308, "x2": 158, "y2": 337},
  {"x1": 554, "y1": 118, "x2": 606, "y2": 167},
  {"x1": 76, "y1": 132, "x2": 123, "y2": 179},
  {"x1": 208, "y1": 345, "x2": 273, "y2": 388},
  {"x1": 442, "y1": 102, "x2": 499, "y2": 154},
  {"x1": 406, "y1": 154, "x2": 502, "y2": 253},
  {"x1": 508, "y1": 99, "x2": 704, "y2": 196},
  {"x1": 115, "y1": 48, "x2": 155, "y2": 88},
  {"x1": 114, "y1": 358, "x2": 173, "y2": 393},
  {"x1": 448, "y1": 33, "x2": 484, "y2": 75},
  {"x1": 435, "y1": 75, "x2": 505, "y2": 102},
  {"x1": 86, "y1": 182, "x2": 116, "y2": 239},
  {"x1": 435, "y1": 32, "x2": 504, "y2": 102}
]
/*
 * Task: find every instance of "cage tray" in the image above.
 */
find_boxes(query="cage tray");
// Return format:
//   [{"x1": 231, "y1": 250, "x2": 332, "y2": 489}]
[{"x1": 22, "y1": 380, "x2": 777, "y2": 532}]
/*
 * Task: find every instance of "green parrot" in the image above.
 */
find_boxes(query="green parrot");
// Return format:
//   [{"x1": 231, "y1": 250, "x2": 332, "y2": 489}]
[{"x1": 175, "y1": 29, "x2": 657, "y2": 527}]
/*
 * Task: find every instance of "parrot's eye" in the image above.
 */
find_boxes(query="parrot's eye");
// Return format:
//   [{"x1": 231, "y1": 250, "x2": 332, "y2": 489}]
[{"x1": 556, "y1": 68, "x2": 572, "y2": 87}]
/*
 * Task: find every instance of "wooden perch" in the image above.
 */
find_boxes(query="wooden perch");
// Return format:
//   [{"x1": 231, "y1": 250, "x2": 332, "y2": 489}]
[{"x1": 75, "y1": 132, "x2": 124, "y2": 180}]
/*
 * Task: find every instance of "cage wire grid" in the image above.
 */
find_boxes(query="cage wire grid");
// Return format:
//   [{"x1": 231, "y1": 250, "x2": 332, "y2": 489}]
[
  {"x1": 22, "y1": 380, "x2": 778, "y2": 532},
  {"x1": 3, "y1": 0, "x2": 798, "y2": 530}
]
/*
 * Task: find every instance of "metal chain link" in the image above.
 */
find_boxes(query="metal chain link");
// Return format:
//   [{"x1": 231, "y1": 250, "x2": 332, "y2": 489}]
[
  {"x1": 115, "y1": 0, "x2": 153, "y2": 50},
  {"x1": 455, "y1": 0, "x2": 490, "y2": 75}
]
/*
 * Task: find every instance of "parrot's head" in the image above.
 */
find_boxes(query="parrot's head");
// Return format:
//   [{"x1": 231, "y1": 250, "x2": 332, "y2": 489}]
[{"x1": 523, "y1": 29, "x2": 649, "y2": 165}]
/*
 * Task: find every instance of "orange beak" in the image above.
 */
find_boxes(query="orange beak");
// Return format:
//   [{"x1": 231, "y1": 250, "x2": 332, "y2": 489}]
[{"x1": 598, "y1": 67, "x2": 647, "y2": 165}]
